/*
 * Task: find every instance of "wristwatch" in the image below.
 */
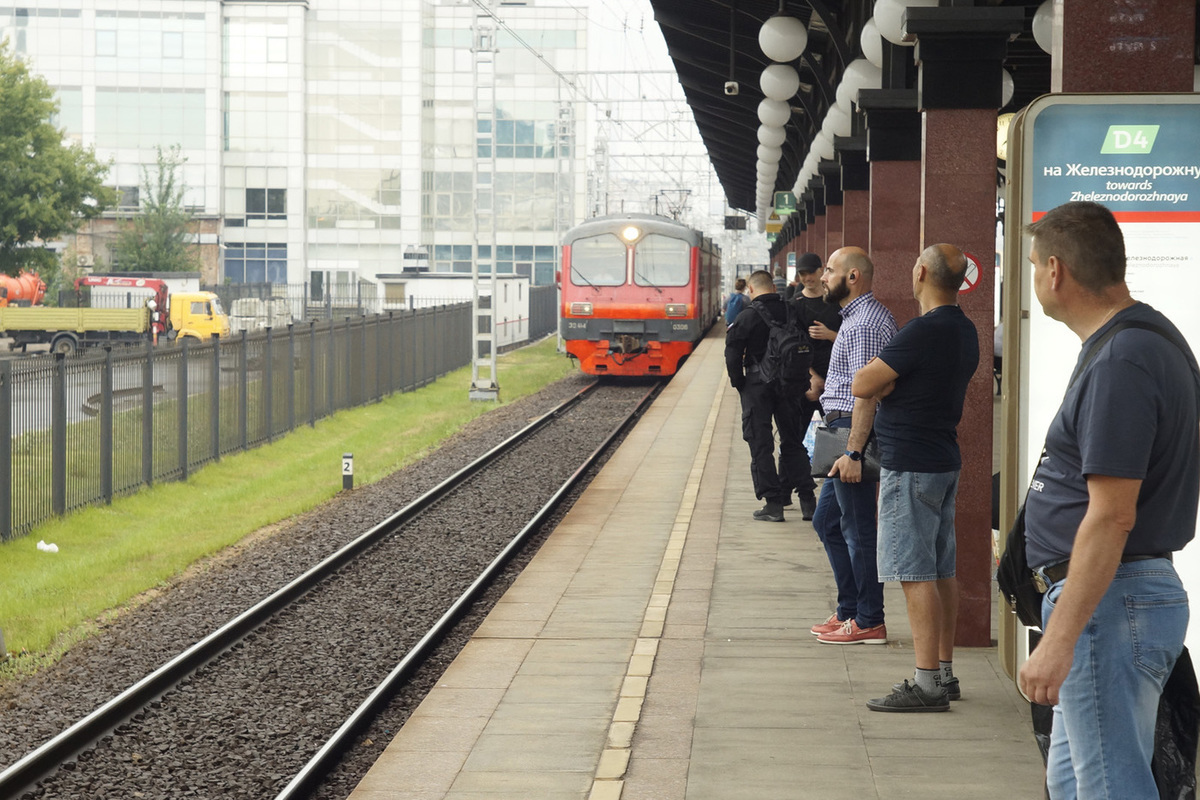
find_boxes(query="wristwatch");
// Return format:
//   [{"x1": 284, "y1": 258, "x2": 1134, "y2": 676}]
[{"x1": 844, "y1": 449, "x2": 863, "y2": 462}]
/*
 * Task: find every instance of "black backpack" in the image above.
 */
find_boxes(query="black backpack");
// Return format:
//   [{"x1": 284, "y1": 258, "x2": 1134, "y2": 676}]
[{"x1": 752, "y1": 302, "x2": 812, "y2": 393}]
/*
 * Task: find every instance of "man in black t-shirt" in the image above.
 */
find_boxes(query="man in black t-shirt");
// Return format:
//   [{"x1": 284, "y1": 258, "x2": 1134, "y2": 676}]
[
  {"x1": 850, "y1": 244, "x2": 979, "y2": 713},
  {"x1": 786, "y1": 253, "x2": 840, "y2": 519},
  {"x1": 1016, "y1": 202, "x2": 1200, "y2": 799}
]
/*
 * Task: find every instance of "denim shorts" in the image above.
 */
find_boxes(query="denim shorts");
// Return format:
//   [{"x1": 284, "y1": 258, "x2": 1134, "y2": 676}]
[{"x1": 876, "y1": 467, "x2": 959, "y2": 582}]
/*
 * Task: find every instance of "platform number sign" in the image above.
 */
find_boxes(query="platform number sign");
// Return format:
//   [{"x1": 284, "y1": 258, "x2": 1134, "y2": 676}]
[{"x1": 342, "y1": 453, "x2": 354, "y2": 491}]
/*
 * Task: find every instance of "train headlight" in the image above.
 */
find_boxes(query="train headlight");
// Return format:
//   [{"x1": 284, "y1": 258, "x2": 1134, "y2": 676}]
[
  {"x1": 570, "y1": 302, "x2": 593, "y2": 316},
  {"x1": 665, "y1": 304, "x2": 687, "y2": 317},
  {"x1": 621, "y1": 225, "x2": 641, "y2": 242}
]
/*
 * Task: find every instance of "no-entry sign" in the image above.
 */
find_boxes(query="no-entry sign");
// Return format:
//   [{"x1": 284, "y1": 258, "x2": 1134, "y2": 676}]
[{"x1": 959, "y1": 251, "x2": 982, "y2": 294}]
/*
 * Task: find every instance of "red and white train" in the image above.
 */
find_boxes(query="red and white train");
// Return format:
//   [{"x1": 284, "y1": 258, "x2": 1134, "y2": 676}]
[{"x1": 559, "y1": 214, "x2": 721, "y2": 377}]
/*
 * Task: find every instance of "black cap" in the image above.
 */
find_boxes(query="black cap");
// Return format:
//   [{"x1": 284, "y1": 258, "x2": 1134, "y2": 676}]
[{"x1": 796, "y1": 253, "x2": 822, "y2": 274}]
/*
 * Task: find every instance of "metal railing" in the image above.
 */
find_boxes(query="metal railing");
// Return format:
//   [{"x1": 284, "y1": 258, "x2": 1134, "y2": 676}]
[{"x1": 0, "y1": 304, "x2": 472, "y2": 542}]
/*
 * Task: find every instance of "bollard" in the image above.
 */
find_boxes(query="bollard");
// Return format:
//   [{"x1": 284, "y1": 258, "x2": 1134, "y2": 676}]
[
  {"x1": 342, "y1": 453, "x2": 354, "y2": 491},
  {"x1": 0, "y1": 628, "x2": 6, "y2": 660}
]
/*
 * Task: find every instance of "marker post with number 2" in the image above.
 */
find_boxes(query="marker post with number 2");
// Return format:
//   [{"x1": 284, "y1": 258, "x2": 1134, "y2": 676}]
[{"x1": 342, "y1": 453, "x2": 353, "y2": 491}]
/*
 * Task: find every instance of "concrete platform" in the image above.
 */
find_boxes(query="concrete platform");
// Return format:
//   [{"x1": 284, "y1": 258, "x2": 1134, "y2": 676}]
[{"x1": 347, "y1": 329, "x2": 1045, "y2": 800}]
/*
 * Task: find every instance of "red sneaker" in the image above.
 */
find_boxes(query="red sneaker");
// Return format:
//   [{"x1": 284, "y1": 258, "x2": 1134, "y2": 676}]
[
  {"x1": 816, "y1": 619, "x2": 887, "y2": 645},
  {"x1": 809, "y1": 612, "x2": 845, "y2": 636}
]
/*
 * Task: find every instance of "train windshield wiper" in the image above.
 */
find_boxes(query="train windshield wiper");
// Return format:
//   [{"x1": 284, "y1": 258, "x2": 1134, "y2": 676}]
[
  {"x1": 635, "y1": 271, "x2": 663, "y2": 293},
  {"x1": 572, "y1": 269, "x2": 600, "y2": 293}
]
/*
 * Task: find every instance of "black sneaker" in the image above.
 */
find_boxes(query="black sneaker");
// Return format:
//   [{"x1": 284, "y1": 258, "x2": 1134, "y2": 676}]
[
  {"x1": 798, "y1": 493, "x2": 817, "y2": 520},
  {"x1": 752, "y1": 503, "x2": 785, "y2": 522},
  {"x1": 894, "y1": 676, "x2": 960, "y2": 701},
  {"x1": 867, "y1": 680, "x2": 949, "y2": 713}
]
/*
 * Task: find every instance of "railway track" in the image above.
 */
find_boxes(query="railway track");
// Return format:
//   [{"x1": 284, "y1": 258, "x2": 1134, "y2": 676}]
[{"x1": 0, "y1": 379, "x2": 659, "y2": 800}]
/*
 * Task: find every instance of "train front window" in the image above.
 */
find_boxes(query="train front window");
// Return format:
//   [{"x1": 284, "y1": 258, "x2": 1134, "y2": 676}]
[
  {"x1": 634, "y1": 235, "x2": 689, "y2": 287},
  {"x1": 570, "y1": 234, "x2": 627, "y2": 286}
]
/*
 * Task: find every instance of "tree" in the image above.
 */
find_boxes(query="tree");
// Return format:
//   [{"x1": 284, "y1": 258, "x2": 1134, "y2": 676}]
[
  {"x1": 111, "y1": 145, "x2": 203, "y2": 273},
  {"x1": 0, "y1": 41, "x2": 114, "y2": 275}
]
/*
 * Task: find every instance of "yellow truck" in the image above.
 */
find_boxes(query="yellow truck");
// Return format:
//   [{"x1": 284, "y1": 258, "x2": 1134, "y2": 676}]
[{"x1": 0, "y1": 277, "x2": 230, "y2": 355}]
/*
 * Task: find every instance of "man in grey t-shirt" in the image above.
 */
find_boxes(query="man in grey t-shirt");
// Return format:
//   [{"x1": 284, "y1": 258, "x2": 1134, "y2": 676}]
[{"x1": 1018, "y1": 202, "x2": 1200, "y2": 800}]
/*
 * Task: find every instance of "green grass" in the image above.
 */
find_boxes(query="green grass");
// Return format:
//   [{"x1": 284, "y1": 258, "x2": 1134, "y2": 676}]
[{"x1": 0, "y1": 337, "x2": 575, "y2": 676}]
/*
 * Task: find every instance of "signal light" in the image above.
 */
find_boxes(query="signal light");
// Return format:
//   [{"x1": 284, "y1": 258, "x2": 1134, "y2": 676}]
[
  {"x1": 665, "y1": 304, "x2": 687, "y2": 317},
  {"x1": 570, "y1": 302, "x2": 593, "y2": 315}
]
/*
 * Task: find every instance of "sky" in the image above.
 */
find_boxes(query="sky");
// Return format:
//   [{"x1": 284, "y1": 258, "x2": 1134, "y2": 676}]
[{"x1": 572, "y1": 0, "x2": 769, "y2": 268}]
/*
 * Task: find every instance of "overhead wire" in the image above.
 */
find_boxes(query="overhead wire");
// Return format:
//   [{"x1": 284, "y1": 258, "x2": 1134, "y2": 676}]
[{"x1": 469, "y1": 0, "x2": 726, "y2": 225}]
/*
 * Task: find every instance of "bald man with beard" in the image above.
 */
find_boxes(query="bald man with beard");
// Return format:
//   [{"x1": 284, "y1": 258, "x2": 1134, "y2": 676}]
[{"x1": 810, "y1": 247, "x2": 898, "y2": 645}]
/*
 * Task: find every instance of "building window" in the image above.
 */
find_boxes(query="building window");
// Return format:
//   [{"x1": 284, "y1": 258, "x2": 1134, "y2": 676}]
[
  {"x1": 224, "y1": 243, "x2": 287, "y2": 283},
  {"x1": 116, "y1": 186, "x2": 140, "y2": 211},
  {"x1": 96, "y1": 30, "x2": 117, "y2": 57},
  {"x1": 163, "y1": 32, "x2": 184, "y2": 59},
  {"x1": 246, "y1": 188, "x2": 286, "y2": 221},
  {"x1": 267, "y1": 37, "x2": 287, "y2": 63}
]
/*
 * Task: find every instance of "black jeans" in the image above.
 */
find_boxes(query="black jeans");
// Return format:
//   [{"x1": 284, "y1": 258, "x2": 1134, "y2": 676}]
[{"x1": 739, "y1": 376, "x2": 813, "y2": 504}]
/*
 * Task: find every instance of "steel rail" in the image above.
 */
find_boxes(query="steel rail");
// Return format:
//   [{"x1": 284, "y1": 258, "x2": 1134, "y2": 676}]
[
  {"x1": 0, "y1": 380, "x2": 600, "y2": 799},
  {"x1": 273, "y1": 381, "x2": 660, "y2": 800}
]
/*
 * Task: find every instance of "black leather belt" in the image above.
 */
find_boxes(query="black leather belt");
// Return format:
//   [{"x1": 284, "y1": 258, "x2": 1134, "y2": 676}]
[
  {"x1": 824, "y1": 410, "x2": 852, "y2": 423},
  {"x1": 1039, "y1": 552, "x2": 1172, "y2": 586}
]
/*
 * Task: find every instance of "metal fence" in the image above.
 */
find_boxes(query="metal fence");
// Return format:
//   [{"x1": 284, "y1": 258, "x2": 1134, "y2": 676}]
[
  {"x1": 0, "y1": 303, "x2": 472, "y2": 542},
  {"x1": 68, "y1": 281, "x2": 559, "y2": 337}
]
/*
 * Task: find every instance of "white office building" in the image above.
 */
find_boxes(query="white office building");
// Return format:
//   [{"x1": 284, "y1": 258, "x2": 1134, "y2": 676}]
[{"x1": 1, "y1": 0, "x2": 587, "y2": 291}]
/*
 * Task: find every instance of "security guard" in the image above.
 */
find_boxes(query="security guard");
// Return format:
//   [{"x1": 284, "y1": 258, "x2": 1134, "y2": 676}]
[{"x1": 725, "y1": 269, "x2": 810, "y2": 522}]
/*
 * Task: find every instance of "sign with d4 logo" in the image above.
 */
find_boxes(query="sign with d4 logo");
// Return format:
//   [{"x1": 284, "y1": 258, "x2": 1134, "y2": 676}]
[{"x1": 1101, "y1": 125, "x2": 1159, "y2": 154}]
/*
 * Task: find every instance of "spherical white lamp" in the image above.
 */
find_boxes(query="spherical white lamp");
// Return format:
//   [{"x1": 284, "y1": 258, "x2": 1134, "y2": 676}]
[
  {"x1": 813, "y1": 130, "x2": 835, "y2": 160},
  {"x1": 823, "y1": 104, "x2": 852, "y2": 137},
  {"x1": 757, "y1": 98, "x2": 792, "y2": 128},
  {"x1": 757, "y1": 143, "x2": 783, "y2": 164},
  {"x1": 1032, "y1": 0, "x2": 1053, "y2": 54},
  {"x1": 875, "y1": 0, "x2": 939, "y2": 47},
  {"x1": 757, "y1": 162, "x2": 777, "y2": 180},
  {"x1": 760, "y1": 63, "x2": 801, "y2": 101},
  {"x1": 1001, "y1": 68, "x2": 1014, "y2": 108},
  {"x1": 860, "y1": 18, "x2": 884, "y2": 68},
  {"x1": 757, "y1": 124, "x2": 787, "y2": 148},
  {"x1": 759, "y1": 14, "x2": 808, "y2": 63},
  {"x1": 836, "y1": 58, "x2": 883, "y2": 108}
]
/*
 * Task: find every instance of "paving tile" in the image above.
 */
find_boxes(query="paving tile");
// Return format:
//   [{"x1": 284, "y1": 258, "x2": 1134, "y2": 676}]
[
  {"x1": 461, "y1": 731, "x2": 606, "y2": 773},
  {"x1": 384, "y1": 714, "x2": 488, "y2": 752},
  {"x1": 621, "y1": 757, "x2": 690, "y2": 800},
  {"x1": 407, "y1": 687, "x2": 506, "y2": 720},
  {"x1": 351, "y1": 748, "x2": 468, "y2": 795}
]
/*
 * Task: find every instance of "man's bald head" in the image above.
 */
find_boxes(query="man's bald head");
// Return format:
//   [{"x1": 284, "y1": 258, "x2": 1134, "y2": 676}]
[
  {"x1": 832, "y1": 246, "x2": 875, "y2": 285},
  {"x1": 920, "y1": 244, "x2": 968, "y2": 293}
]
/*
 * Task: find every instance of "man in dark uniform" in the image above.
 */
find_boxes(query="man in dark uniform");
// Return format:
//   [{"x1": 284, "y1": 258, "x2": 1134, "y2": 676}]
[{"x1": 725, "y1": 269, "x2": 809, "y2": 522}]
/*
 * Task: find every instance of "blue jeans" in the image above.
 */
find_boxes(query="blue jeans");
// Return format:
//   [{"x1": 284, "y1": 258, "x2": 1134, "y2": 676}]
[
  {"x1": 810, "y1": 417, "x2": 883, "y2": 628},
  {"x1": 1042, "y1": 559, "x2": 1188, "y2": 800}
]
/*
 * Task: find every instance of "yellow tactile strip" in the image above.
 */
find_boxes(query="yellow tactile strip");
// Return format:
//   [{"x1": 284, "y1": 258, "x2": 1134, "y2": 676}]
[{"x1": 586, "y1": 379, "x2": 725, "y2": 800}]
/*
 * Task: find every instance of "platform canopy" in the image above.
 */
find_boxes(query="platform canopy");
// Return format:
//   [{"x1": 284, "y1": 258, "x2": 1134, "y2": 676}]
[{"x1": 647, "y1": 0, "x2": 1053, "y2": 213}]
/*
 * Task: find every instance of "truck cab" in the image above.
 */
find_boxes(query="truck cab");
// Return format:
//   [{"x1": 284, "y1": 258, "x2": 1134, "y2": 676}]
[{"x1": 169, "y1": 292, "x2": 230, "y2": 341}]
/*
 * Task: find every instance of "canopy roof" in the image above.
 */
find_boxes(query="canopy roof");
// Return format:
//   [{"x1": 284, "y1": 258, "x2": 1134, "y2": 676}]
[{"x1": 647, "y1": 0, "x2": 1054, "y2": 213}]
